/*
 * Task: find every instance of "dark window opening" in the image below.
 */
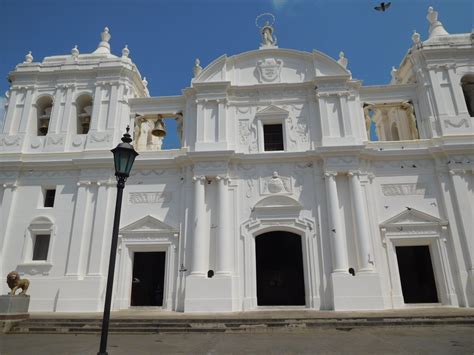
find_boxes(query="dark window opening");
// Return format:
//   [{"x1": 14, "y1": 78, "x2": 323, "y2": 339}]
[
  {"x1": 263, "y1": 124, "x2": 284, "y2": 151},
  {"x1": 44, "y1": 189, "x2": 56, "y2": 208},
  {"x1": 33, "y1": 234, "x2": 50, "y2": 261}
]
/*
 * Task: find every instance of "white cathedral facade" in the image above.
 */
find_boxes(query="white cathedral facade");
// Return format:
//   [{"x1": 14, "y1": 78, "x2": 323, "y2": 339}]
[{"x1": 0, "y1": 8, "x2": 473, "y2": 313}]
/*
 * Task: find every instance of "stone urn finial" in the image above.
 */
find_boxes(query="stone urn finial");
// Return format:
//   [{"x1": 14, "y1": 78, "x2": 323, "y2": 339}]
[
  {"x1": 24, "y1": 51, "x2": 33, "y2": 63},
  {"x1": 122, "y1": 44, "x2": 130, "y2": 58}
]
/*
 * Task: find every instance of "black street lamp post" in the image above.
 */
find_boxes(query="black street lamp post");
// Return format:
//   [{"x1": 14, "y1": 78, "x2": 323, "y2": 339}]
[{"x1": 98, "y1": 126, "x2": 138, "y2": 355}]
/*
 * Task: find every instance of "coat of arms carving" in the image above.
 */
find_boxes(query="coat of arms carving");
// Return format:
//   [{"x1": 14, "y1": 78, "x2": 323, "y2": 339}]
[{"x1": 257, "y1": 58, "x2": 283, "y2": 83}]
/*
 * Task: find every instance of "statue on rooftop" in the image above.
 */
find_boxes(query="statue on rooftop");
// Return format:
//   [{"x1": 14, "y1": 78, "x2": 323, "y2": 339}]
[{"x1": 256, "y1": 13, "x2": 277, "y2": 48}]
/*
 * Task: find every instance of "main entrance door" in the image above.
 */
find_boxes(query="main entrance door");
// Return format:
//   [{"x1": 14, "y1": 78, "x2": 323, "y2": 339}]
[
  {"x1": 395, "y1": 246, "x2": 439, "y2": 303},
  {"x1": 131, "y1": 252, "x2": 166, "y2": 306},
  {"x1": 256, "y1": 231, "x2": 305, "y2": 306}
]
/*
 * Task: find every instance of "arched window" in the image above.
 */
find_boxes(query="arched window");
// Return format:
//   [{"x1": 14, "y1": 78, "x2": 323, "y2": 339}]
[
  {"x1": 36, "y1": 96, "x2": 53, "y2": 136},
  {"x1": 461, "y1": 74, "x2": 474, "y2": 117},
  {"x1": 391, "y1": 122, "x2": 400, "y2": 141},
  {"x1": 75, "y1": 94, "x2": 93, "y2": 134}
]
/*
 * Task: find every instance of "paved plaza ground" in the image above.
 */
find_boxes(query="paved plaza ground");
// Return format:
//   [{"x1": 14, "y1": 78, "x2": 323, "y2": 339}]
[{"x1": 1, "y1": 325, "x2": 473, "y2": 354}]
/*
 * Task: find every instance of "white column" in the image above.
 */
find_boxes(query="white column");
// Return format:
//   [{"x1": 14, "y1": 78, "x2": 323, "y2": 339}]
[
  {"x1": 324, "y1": 172, "x2": 348, "y2": 273},
  {"x1": 348, "y1": 171, "x2": 374, "y2": 272},
  {"x1": 190, "y1": 176, "x2": 207, "y2": 276},
  {"x1": 216, "y1": 176, "x2": 232, "y2": 275}
]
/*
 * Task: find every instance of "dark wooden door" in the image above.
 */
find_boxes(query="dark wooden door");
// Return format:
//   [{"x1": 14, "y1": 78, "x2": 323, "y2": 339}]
[
  {"x1": 256, "y1": 231, "x2": 305, "y2": 306},
  {"x1": 131, "y1": 252, "x2": 166, "y2": 306}
]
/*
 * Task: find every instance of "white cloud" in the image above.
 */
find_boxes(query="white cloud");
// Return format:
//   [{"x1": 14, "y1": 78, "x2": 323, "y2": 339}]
[
  {"x1": 0, "y1": 97, "x2": 6, "y2": 131},
  {"x1": 272, "y1": 0, "x2": 288, "y2": 10}
]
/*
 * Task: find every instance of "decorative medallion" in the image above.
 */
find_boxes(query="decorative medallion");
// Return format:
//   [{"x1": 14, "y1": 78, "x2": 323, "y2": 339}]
[{"x1": 257, "y1": 58, "x2": 283, "y2": 83}]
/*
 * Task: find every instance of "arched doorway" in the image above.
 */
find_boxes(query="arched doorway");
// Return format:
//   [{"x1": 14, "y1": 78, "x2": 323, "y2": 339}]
[{"x1": 256, "y1": 231, "x2": 305, "y2": 306}]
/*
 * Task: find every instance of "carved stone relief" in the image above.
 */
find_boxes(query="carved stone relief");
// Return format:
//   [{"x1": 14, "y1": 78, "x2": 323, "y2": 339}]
[
  {"x1": 88, "y1": 132, "x2": 111, "y2": 143},
  {"x1": 260, "y1": 172, "x2": 292, "y2": 195},
  {"x1": 256, "y1": 58, "x2": 283, "y2": 83},
  {"x1": 238, "y1": 119, "x2": 257, "y2": 153},
  {"x1": 444, "y1": 118, "x2": 470, "y2": 128},
  {"x1": 46, "y1": 134, "x2": 65, "y2": 146},
  {"x1": 128, "y1": 192, "x2": 172, "y2": 204},
  {"x1": 0, "y1": 135, "x2": 22, "y2": 147},
  {"x1": 236, "y1": 164, "x2": 257, "y2": 198},
  {"x1": 381, "y1": 183, "x2": 428, "y2": 196}
]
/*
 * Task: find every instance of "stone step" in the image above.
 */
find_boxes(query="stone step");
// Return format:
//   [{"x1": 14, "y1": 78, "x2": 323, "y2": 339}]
[{"x1": 8, "y1": 316, "x2": 474, "y2": 334}]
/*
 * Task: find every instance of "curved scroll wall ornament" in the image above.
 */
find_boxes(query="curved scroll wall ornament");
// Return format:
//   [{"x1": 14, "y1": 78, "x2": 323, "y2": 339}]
[
  {"x1": 46, "y1": 135, "x2": 64, "y2": 146},
  {"x1": 444, "y1": 118, "x2": 470, "y2": 128},
  {"x1": 89, "y1": 132, "x2": 111, "y2": 143},
  {"x1": 0, "y1": 135, "x2": 21, "y2": 146}
]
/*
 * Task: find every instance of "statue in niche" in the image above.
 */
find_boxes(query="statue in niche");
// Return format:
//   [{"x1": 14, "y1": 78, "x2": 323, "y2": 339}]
[
  {"x1": 7, "y1": 271, "x2": 30, "y2": 296},
  {"x1": 401, "y1": 101, "x2": 419, "y2": 139}
]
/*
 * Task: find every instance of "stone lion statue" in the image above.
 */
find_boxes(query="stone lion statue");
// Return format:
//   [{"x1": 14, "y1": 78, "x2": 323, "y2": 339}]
[{"x1": 6, "y1": 271, "x2": 30, "y2": 296}]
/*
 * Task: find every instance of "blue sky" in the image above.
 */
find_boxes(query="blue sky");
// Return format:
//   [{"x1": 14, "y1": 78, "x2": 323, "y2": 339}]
[{"x1": 0, "y1": 0, "x2": 472, "y2": 147}]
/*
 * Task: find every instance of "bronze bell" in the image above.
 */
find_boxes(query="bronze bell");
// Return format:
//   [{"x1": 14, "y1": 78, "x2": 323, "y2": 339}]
[
  {"x1": 38, "y1": 118, "x2": 49, "y2": 136},
  {"x1": 151, "y1": 118, "x2": 167, "y2": 137}
]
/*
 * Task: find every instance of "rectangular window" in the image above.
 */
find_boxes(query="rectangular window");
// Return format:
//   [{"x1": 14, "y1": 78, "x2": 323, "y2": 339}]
[
  {"x1": 44, "y1": 189, "x2": 56, "y2": 208},
  {"x1": 263, "y1": 124, "x2": 284, "y2": 151},
  {"x1": 33, "y1": 234, "x2": 50, "y2": 261}
]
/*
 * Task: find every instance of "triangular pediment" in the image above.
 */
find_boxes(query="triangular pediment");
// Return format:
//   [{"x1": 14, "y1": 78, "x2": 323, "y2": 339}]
[
  {"x1": 120, "y1": 215, "x2": 177, "y2": 233},
  {"x1": 256, "y1": 105, "x2": 289, "y2": 116},
  {"x1": 380, "y1": 208, "x2": 447, "y2": 227}
]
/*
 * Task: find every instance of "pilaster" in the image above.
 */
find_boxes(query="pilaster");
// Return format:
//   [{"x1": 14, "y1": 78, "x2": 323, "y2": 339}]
[
  {"x1": 17, "y1": 88, "x2": 34, "y2": 134},
  {"x1": 216, "y1": 175, "x2": 232, "y2": 275},
  {"x1": 190, "y1": 175, "x2": 207, "y2": 275},
  {"x1": 87, "y1": 180, "x2": 115, "y2": 276},
  {"x1": 65, "y1": 181, "x2": 93, "y2": 277}
]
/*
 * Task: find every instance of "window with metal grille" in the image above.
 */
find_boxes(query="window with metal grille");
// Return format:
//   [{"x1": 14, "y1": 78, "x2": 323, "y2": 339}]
[
  {"x1": 263, "y1": 124, "x2": 284, "y2": 151},
  {"x1": 44, "y1": 189, "x2": 56, "y2": 208},
  {"x1": 33, "y1": 234, "x2": 50, "y2": 261}
]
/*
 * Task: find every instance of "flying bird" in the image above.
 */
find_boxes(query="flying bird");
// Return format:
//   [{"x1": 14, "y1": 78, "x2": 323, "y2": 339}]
[{"x1": 374, "y1": 2, "x2": 391, "y2": 12}]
